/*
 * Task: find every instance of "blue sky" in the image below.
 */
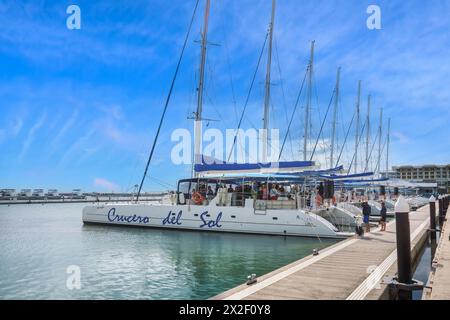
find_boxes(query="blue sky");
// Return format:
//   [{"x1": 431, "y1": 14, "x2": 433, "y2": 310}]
[{"x1": 1, "y1": 0, "x2": 449, "y2": 192}]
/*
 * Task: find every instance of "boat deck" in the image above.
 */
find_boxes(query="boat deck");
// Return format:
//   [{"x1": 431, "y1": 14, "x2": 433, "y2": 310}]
[{"x1": 212, "y1": 204, "x2": 432, "y2": 300}]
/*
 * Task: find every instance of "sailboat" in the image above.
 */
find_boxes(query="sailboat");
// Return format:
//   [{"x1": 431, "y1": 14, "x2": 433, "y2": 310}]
[{"x1": 82, "y1": 0, "x2": 355, "y2": 238}]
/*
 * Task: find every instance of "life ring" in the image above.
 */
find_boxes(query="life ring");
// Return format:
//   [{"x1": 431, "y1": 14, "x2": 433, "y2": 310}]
[
  {"x1": 192, "y1": 192, "x2": 204, "y2": 205},
  {"x1": 316, "y1": 194, "x2": 323, "y2": 207}
]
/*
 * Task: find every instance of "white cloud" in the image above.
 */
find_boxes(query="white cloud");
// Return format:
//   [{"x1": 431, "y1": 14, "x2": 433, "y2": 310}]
[
  {"x1": 18, "y1": 113, "x2": 47, "y2": 161},
  {"x1": 93, "y1": 178, "x2": 120, "y2": 192}
]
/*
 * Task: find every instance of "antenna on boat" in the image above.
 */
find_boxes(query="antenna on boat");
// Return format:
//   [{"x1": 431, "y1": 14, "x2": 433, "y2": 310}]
[
  {"x1": 304, "y1": 40, "x2": 315, "y2": 161},
  {"x1": 330, "y1": 67, "x2": 341, "y2": 168},
  {"x1": 193, "y1": 0, "x2": 211, "y2": 177},
  {"x1": 365, "y1": 95, "x2": 371, "y2": 172},
  {"x1": 354, "y1": 81, "x2": 361, "y2": 174},
  {"x1": 262, "y1": 0, "x2": 276, "y2": 163}
]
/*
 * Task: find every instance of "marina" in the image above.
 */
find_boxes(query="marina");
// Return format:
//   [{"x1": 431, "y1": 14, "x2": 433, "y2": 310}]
[{"x1": 1, "y1": 0, "x2": 450, "y2": 307}]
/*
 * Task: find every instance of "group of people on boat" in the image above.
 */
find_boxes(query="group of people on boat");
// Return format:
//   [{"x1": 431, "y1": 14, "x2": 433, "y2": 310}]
[{"x1": 182, "y1": 179, "x2": 343, "y2": 210}]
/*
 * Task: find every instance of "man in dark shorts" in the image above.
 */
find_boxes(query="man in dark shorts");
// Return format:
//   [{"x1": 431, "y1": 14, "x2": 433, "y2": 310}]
[
  {"x1": 363, "y1": 201, "x2": 371, "y2": 233},
  {"x1": 380, "y1": 201, "x2": 387, "y2": 231}
]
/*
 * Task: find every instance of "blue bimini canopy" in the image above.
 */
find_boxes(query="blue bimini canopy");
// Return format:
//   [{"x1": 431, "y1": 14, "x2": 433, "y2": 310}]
[{"x1": 194, "y1": 157, "x2": 316, "y2": 176}]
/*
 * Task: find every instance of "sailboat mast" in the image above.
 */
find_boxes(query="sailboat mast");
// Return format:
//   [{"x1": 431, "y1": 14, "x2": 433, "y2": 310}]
[
  {"x1": 377, "y1": 108, "x2": 383, "y2": 175},
  {"x1": 262, "y1": 0, "x2": 276, "y2": 162},
  {"x1": 304, "y1": 40, "x2": 315, "y2": 161},
  {"x1": 354, "y1": 81, "x2": 361, "y2": 174},
  {"x1": 386, "y1": 118, "x2": 391, "y2": 174},
  {"x1": 194, "y1": 0, "x2": 210, "y2": 171},
  {"x1": 365, "y1": 95, "x2": 371, "y2": 172},
  {"x1": 330, "y1": 67, "x2": 340, "y2": 168}
]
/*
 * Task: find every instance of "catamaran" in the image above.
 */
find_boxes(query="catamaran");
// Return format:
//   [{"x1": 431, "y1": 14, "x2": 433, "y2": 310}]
[{"x1": 82, "y1": 0, "x2": 359, "y2": 239}]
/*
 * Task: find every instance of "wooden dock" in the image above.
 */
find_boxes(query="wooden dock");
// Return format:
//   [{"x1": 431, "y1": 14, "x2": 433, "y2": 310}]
[
  {"x1": 213, "y1": 203, "x2": 432, "y2": 300},
  {"x1": 423, "y1": 205, "x2": 450, "y2": 300}
]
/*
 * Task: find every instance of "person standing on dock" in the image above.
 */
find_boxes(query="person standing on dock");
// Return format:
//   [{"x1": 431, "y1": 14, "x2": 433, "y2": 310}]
[
  {"x1": 379, "y1": 201, "x2": 387, "y2": 231},
  {"x1": 363, "y1": 201, "x2": 371, "y2": 233}
]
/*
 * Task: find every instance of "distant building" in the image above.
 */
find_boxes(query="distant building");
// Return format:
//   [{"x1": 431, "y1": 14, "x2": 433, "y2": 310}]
[{"x1": 392, "y1": 164, "x2": 450, "y2": 193}]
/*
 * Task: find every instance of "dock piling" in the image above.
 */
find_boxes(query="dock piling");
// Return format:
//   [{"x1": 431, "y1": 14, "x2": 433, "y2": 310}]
[
  {"x1": 429, "y1": 196, "x2": 437, "y2": 242},
  {"x1": 444, "y1": 195, "x2": 449, "y2": 213},
  {"x1": 438, "y1": 196, "x2": 444, "y2": 227},
  {"x1": 394, "y1": 196, "x2": 413, "y2": 300}
]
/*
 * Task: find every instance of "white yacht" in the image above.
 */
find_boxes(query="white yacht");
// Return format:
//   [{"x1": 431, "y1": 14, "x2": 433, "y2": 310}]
[{"x1": 83, "y1": 177, "x2": 355, "y2": 239}]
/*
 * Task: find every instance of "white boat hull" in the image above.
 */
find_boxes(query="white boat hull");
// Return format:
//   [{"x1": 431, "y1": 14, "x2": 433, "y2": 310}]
[{"x1": 82, "y1": 202, "x2": 353, "y2": 239}]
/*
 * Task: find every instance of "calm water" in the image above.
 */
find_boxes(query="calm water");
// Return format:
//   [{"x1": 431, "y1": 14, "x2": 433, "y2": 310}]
[{"x1": 0, "y1": 203, "x2": 337, "y2": 300}]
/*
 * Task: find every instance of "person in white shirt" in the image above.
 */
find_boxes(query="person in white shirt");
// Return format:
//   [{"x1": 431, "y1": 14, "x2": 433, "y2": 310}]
[{"x1": 218, "y1": 184, "x2": 227, "y2": 206}]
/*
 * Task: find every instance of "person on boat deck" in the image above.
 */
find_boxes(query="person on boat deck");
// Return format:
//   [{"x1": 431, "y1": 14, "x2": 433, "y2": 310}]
[
  {"x1": 206, "y1": 186, "x2": 214, "y2": 200},
  {"x1": 262, "y1": 184, "x2": 268, "y2": 200},
  {"x1": 227, "y1": 185, "x2": 234, "y2": 193},
  {"x1": 318, "y1": 182, "x2": 324, "y2": 199},
  {"x1": 169, "y1": 191, "x2": 177, "y2": 205},
  {"x1": 362, "y1": 201, "x2": 371, "y2": 233},
  {"x1": 217, "y1": 184, "x2": 227, "y2": 206},
  {"x1": 270, "y1": 185, "x2": 280, "y2": 200},
  {"x1": 380, "y1": 201, "x2": 387, "y2": 232}
]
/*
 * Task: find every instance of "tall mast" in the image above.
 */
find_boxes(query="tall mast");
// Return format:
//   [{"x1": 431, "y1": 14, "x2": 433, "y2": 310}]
[
  {"x1": 377, "y1": 108, "x2": 383, "y2": 175},
  {"x1": 330, "y1": 67, "x2": 340, "y2": 168},
  {"x1": 194, "y1": 0, "x2": 210, "y2": 172},
  {"x1": 354, "y1": 81, "x2": 361, "y2": 173},
  {"x1": 365, "y1": 95, "x2": 371, "y2": 172},
  {"x1": 304, "y1": 40, "x2": 315, "y2": 161},
  {"x1": 262, "y1": 0, "x2": 276, "y2": 162},
  {"x1": 386, "y1": 118, "x2": 391, "y2": 174}
]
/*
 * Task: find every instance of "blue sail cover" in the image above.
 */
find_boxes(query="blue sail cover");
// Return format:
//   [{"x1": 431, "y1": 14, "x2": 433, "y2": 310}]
[
  {"x1": 278, "y1": 165, "x2": 344, "y2": 177},
  {"x1": 194, "y1": 157, "x2": 316, "y2": 174}
]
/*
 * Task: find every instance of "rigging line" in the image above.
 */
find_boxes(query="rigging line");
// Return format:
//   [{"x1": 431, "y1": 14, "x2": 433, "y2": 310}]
[
  {"x1": 335, "y1": 110, "x2": 356, "y2": 168},
  {"x1": 278, "y1": 67, "x2": 308, "y2": 161},
  {"x1": 220, "y1": 23, "x2": 240, "y2": 125},
  {"x1": 364, "y1": 128, "x2": 380, "y2": 173},
  {"x1": 311, "y1": 74, "x2": 329, "y2": 168},
  {"x1": 274, "y1": 37, "x2": 294, "y2": 160},
  {"x1": 136, "y1": 0, "x2": 200, "y2": 201},
  {"x1": 374, "y1": 137, "x2": 388, "y2": 174},
  {"x1": 347, "y1": 120, "x2": 367, "y2": 174},
  {"x1": 147, "y1": 176, "x2": 177, "y2": 189},
  {"x1": 227, "y1": 32, "x2": 269, "y2": 163},
  {"x1": 309, "y1": 88, "x2": 336, "y2": 163}
]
